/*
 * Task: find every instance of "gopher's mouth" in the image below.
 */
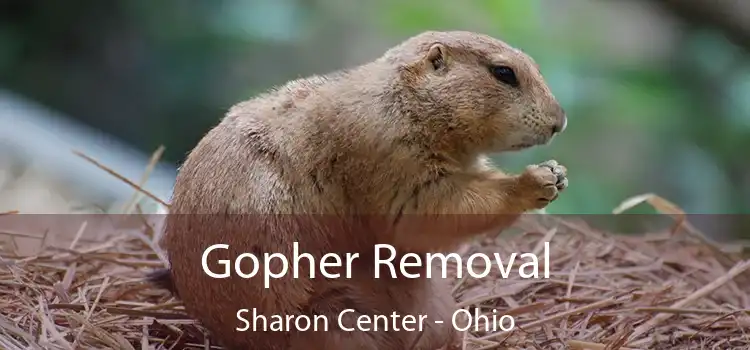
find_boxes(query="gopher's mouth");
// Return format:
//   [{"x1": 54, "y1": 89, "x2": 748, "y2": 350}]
[
  {"x1": 509, "y1": 143, "x2": 534, "y2": 150},
  {"x1": 510, "y1": 134, "x2": 553, "y2": 150}
]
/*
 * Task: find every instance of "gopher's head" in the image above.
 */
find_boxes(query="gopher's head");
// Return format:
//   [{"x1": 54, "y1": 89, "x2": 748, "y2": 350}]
[{"x1": 383, "y1": 30, "x2": 567, "y2": 154}]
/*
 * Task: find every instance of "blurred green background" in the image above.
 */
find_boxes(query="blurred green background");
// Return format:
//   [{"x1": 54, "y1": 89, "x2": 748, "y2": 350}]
[{"x1": 0, "y1": 0, "x2": 748, "y2": 222}]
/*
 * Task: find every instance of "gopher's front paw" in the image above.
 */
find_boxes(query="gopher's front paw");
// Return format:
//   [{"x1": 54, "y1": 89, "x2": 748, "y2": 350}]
[{"x1": 517, "y1": 159, "x2": 567, "y2": 210}]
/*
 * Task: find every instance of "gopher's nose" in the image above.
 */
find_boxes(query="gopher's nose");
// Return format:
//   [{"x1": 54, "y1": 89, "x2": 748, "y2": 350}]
[{"x1": 552, "y1": 110, "x2": 567, "y2": 134}]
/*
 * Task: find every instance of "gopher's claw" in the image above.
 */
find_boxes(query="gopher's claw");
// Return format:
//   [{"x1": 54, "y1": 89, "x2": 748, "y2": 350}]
[{"x1": 539, "y1": 160, "x2": 567, "y2": 191}]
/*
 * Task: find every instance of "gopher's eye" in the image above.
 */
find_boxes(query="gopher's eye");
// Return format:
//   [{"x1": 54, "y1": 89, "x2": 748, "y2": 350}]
[{"x1": 490, "y1": 66, "x2": 519, "y2": 87}]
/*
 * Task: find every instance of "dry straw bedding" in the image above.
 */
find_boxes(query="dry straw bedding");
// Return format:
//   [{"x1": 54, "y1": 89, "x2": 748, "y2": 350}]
[
  {"x1": 0, "y1": 207, "x2": 749, "y2": 350},
  {"x1": 0, "y1": 149, "x2": 747, "y2": 349}
]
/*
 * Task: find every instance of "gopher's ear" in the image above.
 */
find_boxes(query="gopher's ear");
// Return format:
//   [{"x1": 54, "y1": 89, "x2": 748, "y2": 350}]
[{"x1": 424, "y1": 43, "x2": 447, "y2": 70}]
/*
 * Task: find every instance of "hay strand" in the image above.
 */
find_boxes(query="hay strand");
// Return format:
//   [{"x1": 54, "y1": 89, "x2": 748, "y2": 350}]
[{"x1": 72, "y1": 150, "x2": 170, "y2": 208}]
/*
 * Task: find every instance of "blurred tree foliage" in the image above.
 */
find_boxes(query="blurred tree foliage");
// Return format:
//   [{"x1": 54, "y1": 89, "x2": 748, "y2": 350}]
[
  {"x1": 376, "y1": 0, "x2": 750, "y2": 220},
  {"x1": 1, "y1": 0, "x2": 749, "y2": 227}
]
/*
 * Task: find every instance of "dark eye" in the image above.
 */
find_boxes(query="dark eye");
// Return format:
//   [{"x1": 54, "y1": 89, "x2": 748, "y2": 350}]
[{"x1": 490, "y1": 66, "x2": 519, "y2": 87}]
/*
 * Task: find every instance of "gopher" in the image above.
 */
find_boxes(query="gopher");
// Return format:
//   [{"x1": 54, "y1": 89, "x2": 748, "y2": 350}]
[{"x1": 150, "y1": 30, "x2": 568, "y2": 350}]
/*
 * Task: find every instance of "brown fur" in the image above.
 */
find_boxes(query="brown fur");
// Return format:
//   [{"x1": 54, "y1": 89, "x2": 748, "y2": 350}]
[{"x1": 154, "y1": 31, "x2": 568, "y2": 350}]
